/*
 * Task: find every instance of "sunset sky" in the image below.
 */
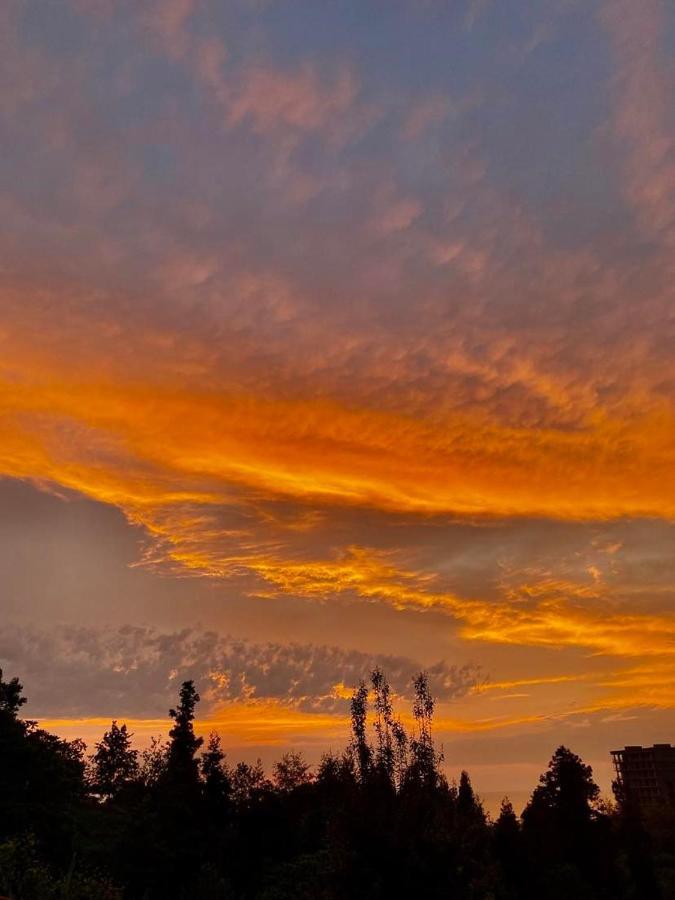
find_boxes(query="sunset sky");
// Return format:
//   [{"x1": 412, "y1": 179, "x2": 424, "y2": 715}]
[{"x1": 1, "y1": 0, "x2": 675, "y2": 798}]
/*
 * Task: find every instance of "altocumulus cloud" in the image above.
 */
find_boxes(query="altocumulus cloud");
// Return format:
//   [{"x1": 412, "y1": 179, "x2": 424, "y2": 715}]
[{"x1": 0, "y1": 625, "x2": 481, "y2": 718}]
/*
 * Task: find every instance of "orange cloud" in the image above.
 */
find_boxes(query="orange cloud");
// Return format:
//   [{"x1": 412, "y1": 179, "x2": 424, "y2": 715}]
[{"x1": 1, "y1": 370, "x2": 673, "y2": 521}]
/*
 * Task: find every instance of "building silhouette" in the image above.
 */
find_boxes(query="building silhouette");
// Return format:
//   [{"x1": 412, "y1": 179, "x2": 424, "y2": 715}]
[{"x1": 611, "y1": 744, "x2": 675, "y2": 806}]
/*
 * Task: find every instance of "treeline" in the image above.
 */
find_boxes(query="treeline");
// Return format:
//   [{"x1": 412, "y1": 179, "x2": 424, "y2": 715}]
[{"x1": 1, "y1": 668, "x2": 674, "y2": 899}]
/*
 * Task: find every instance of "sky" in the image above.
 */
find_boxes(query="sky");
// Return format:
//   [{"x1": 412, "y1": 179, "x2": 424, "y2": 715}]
[{"x1": 1, "y1": 0, "x2": 675, "y2": 799}]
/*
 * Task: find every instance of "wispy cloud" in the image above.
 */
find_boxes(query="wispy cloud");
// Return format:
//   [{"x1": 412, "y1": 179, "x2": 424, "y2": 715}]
[{"x1": 602, "y1": 0, "x2": 675, "y2": 247}]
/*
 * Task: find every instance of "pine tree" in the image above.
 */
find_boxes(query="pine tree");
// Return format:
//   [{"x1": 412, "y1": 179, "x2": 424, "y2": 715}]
[
  {"x1": 165, "y1": 680, "x2": 204, "y2": 788},
  {"x1": 201, "y1": 731, "x2": 231, "y2": 821},
  {"x1": 495, "y1": 797, "x2": 519, "y2": 838},
  {"x1": 523, "y1": 745, "x2": 600, "y2": 830},
  {"x1": 493, "y1": 798, "x2": 522, "y2": 890},
  {"x1": 458, "y1": 770, "x2": 483, "y2": 823},
  {"x1": 153, "y1": 681, "x2": 207, "y2": 893},
  {"x1": 522, "y1": 745, "x2": 606, "y2": 890}
]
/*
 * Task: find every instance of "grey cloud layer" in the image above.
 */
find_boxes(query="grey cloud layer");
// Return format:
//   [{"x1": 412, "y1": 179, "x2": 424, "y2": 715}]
[{"x1": 0, "y1": 624, "x2": 481, "y2": 718}]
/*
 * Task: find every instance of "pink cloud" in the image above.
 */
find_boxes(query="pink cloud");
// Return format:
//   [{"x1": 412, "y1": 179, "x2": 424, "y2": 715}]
[
  {"x1": 602, "y1": 0, "x2": 675, "y2": 247},
  {"x1": 403, "y1": 96, "x2": 449, "y2": 140},
  {"x1": 370, "y1": 183, "x2": 422, "y2": 235},
  {"x1": 70, "y1": 0, "x2": 116, "y2": 18},
  {"x1": 194, "y1": 36, "x2": 229, "y2": 90},
  {"x1": 226, "y1": 64, "x2": 358, "y2": 134},
  {"x1": 142, "y1": 0, "x2": 197, "y2": 61}
]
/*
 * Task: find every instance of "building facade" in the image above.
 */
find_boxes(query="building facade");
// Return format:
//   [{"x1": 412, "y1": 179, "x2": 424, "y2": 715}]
[{"x1": 611, "y1": 744, "x2": 675, "y2": 807}]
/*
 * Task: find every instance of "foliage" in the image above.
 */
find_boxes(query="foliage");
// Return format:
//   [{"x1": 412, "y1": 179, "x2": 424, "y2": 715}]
[
  {"x1": 166, "y1": 679, "x2": 203, "y2": 787},
  {"x1": 0, "y1": 834, "x2": 122, "y2": 899},
  {"x1": 273, "y1": 750, "x2": 312, "y2": 792},
  {"x1": 90, "y1": 720, "x2": 139, "y2": 799},
  {"x1": 1, "y1": 668, "x2": 673, "y2": 899}
]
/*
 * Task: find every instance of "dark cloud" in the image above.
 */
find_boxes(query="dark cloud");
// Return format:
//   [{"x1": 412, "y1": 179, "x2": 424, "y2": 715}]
[{"x1": 0, "y1": 624, "x2": 481, "y2": 718}]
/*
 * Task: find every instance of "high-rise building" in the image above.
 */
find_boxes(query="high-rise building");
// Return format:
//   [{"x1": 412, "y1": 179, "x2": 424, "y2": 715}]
[{"x1": 611, "y1": 744, "x2": 675, "y2": 807}]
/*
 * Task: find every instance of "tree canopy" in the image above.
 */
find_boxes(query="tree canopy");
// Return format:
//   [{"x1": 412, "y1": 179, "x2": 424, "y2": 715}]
[{"x1": 0, "y1": 667, "x2": 671, "y2": 899}]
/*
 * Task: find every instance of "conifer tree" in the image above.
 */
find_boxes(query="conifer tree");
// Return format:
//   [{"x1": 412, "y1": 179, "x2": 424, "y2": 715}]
[
  {"x1": 523, "y1": 745, "x2": 600, "y2": 830},
  {"x1": 201, "y1": 731, "x2": 231, "y2": 819},
  {"x1": 458, "y1": 770, "x2": 483, "y2": 822},
  {"x1": 522, "y1": 745, "x2": 606, "y2": 890},
  {"x1": 166, "y1": 679, "x2": 203, "y2": 788},
  {"x1": 493, "y1": 798, "x2": 522, "y2": 889},
  {"x1": 494, "y1": 797, "x2": 519, "y2": 839}
]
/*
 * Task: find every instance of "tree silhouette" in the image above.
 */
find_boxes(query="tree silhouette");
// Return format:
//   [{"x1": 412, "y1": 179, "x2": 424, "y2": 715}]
[
  {"x1": 349, "y1": 680, "x2": 372, "y2": 783},
  {"x1": 201, "y1": 731, "x2": 231, "y2": 808},
  {"x1": 90, "y1": 721, "x2": 139, "y2": 800},
  {"x1": 273, "y1": 751, "x2": 312, "y2": 793},
  {"x1": 165, "y1": 679, "x2": 203, "y2": 788},
  {"x1": 146, "y1": 680, "x2": 207, "y2": 894},
  {"x1": 409, "y1": 672, "x2": 441, "y2": 787},
  {"x1": 371, "y1": 667, "x2": 395, "y2": 785},
  {"x1": 457, "y1": 769, "x2": 483, "y2": 824},
  {"x1": 0, "y1": 669, "x2": 27, "y2": 720},
  {"x1": 522, "y1": 745, "x2": 612, "y2": 896},
  {"x1": 523, "y1": 745, "x2": 600, "y2": 831},
  {"x1": 2, "y1": 670, "x2": 671, "y2": 899},
  {"x1": 495, "y1": 797, "x2": 519, "y2": 839},
  {"x1": 391, "y1": 716, "x2": 409, "y2": 791},
  {"x1": 231, "y1": 759, "x2": 270, "y2": 808},
  {"x1": 0, "y1": 670, "x2": 88, "y2": 885},
  {"x1": 493, "y1": 797, "x2": 521, "y2": 891},
  {"x1": 139, "y1": 734, "x2": 168, "y2": 786}
]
